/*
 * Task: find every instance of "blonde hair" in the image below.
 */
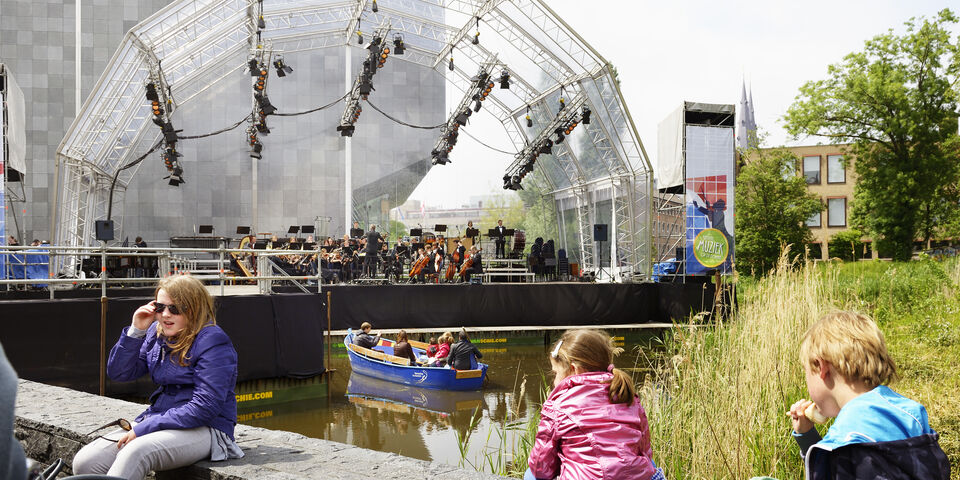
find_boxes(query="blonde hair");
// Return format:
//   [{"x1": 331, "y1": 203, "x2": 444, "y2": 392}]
[
  {"x1": 799, "y1": 311, "x2": 897, "y2": 389},
  {"x1": 441, "y1": 332, "x2": 454, "y2": 345},
  {"x1": 154, "y1": 275, "x2": 216, "y2": 366},
  {"x1": 551, "y1": 329, "x2": 634, "y2": 405}
]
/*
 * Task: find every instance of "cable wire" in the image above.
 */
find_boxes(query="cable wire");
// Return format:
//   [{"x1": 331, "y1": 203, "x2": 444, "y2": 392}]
[
  {"x1": 364, "y1": 99, "x2": 446, "y2": 129},
  {"x1": 459, "y1": 127, "x2": 519, "y2": 155},
  {"x1": 177, "y1": 115, "x2": 253, "y2": 140},
  {"x1": 274, "y1": 90, "x2": 351, "y2": 117}
]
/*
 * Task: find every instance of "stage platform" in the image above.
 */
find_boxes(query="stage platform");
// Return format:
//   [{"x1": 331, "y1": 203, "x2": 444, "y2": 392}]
[{"x1": 0, "y1": 281, "x2": 719, "y2": 394}]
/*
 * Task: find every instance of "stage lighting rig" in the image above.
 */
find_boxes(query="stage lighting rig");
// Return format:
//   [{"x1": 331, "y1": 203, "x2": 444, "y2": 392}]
[
  {"x1": 338, "y1": 22, "x2": 391, "y2": 137},
  {"x1": 393, "y1": 34, "x2": 405, "y2": 55},
  {"x1": 430, "y1": 64, "x2": 496, "y2": 166},
  {"x1": 273, "y1": 57, "x2": 293, "y2": 77},
  {"x1": 500, "y1": 69, "x2": 510, "y2": 89},
  {"x1": 248, "y1": 126, "x2": 263, "y2": 159},
  {"x1": 502, "y1": 94, "x2": 589, "y2": 190},
  {"x1": 162, "y1": 147, "x2": 185, "y2": 186}
]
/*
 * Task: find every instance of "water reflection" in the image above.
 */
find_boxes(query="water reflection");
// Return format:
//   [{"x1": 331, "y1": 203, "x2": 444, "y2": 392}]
[{"x1": 238, "y1": 330, "x2": 660, "y2": 466}]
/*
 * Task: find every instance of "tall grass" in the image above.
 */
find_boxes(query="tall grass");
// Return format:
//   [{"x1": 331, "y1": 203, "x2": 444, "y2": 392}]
[{"x1": 641, "y1": 252, "x2": 960, "y2": 479}]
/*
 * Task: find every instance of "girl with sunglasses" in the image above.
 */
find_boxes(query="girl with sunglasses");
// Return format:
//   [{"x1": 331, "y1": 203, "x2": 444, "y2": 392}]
[{"x1": 73, "y1": 274, "x2": 243, "y2": 479}]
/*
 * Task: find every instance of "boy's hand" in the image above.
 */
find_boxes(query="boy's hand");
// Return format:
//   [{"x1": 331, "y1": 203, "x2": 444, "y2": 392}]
[{"x1": 788, "y1": 399, "x2": 815, "y2": 434}]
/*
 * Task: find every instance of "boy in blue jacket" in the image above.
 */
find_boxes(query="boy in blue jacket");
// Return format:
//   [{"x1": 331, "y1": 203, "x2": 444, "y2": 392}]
[{"x1": 787, "y1": 311, "x2": 950, "y2": 479}]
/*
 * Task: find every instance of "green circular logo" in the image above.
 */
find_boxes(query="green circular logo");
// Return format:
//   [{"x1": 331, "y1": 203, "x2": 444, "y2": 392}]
[{"x1": 693, "y1": 228, "x2": 729, "y2": 268}]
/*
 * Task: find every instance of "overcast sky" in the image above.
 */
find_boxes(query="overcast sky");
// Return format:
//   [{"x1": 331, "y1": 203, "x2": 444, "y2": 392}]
[{"x1": 407, "y1": 0, "x2": 955, "y2": 208}]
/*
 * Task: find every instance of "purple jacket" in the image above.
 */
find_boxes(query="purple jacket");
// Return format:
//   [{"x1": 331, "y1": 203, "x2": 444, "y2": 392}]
[
  {"x1": 108, "y1": 322, "x2": 239, "y2": 440},
  {"x1": 528, "y1": 371, "x2": 657, "y2": 480}
]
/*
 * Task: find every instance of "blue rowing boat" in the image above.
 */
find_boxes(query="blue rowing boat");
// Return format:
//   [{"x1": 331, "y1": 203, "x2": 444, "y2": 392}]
[{"x1": 344, "y1": 330, "x2": 488, "y2": 391}]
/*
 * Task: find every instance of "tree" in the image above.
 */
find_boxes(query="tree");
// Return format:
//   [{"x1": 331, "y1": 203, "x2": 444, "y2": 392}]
[
  {"x1": 784, "y1": 10, "x2": 960, "y2": 261},
  {"x1": 735, "y1": 148, "x2": 824, "y2": 275},
  {"x1": 479, "y1": 194, "x2": 526, "y2": 233},
  {"x1": 517, "y1": 186, "x2": 559, "y2": 252}
]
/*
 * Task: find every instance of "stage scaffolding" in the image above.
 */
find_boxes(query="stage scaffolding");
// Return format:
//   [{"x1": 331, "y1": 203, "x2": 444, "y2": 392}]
[{"x1": 53, "y1": 0, "x2": 653, "y2": 281}]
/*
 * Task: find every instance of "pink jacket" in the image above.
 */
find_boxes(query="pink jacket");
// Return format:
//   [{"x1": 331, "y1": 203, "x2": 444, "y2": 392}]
[
  {"x1": 528, "y1": 371, "x2": 657, "y2": 480},
  {"x1": 435, "y1": 342, "x2": 450, "y2": 359}
]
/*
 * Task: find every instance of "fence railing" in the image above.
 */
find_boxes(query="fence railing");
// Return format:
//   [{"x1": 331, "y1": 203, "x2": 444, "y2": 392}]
[{"x1": 0, "y1": 244, "x2": 322, "y2": 298}]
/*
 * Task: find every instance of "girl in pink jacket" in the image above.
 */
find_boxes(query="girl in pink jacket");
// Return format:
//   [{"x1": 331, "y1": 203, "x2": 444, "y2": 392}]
[{"x1": 526, "y1": 329, "x2": 664, "y2": 480}]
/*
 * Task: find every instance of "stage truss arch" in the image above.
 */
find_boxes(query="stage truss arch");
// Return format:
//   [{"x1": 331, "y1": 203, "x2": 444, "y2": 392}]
[{"x1": 54, "y1": 0, "x2": 652, "y2": 281}]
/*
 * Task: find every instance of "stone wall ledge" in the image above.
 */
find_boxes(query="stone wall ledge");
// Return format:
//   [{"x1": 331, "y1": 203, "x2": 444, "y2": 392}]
[{"x1": 15, "y1": 379, "x2": 505, "y2": 480}]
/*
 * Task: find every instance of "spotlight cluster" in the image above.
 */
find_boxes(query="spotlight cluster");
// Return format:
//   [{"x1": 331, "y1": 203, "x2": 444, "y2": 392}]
[
  {"x1": 503, "y1": 96, "x2": 592, "y2": 191},
  {"x1": 338, "y1": 23, "x2": 394, "y2": 137},
  {"x1": 431, "y1": 65, "x2": 499, "y2": 165},
  {"x1": 246, "y1": 46, "x2": 291, "y2": 158},
  {"x1": 145, "y1": 80, "x2": 184, "y2": 186}
]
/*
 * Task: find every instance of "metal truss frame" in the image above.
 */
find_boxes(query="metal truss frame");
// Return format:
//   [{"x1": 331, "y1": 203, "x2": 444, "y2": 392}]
[{"x1": 53, "y1": 0, "x2": 653, "y2": 281}]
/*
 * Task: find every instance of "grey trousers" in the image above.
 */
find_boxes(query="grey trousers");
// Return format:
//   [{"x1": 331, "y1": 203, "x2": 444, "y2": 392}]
[{"x1": 72, "y1": 426, "x2": 212, "y2": 480}]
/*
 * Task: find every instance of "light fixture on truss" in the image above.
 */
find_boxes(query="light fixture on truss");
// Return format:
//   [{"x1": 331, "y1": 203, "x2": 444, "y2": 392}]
[{"x1": 338, "y1": 22, "x2": 392, "y2": 137}]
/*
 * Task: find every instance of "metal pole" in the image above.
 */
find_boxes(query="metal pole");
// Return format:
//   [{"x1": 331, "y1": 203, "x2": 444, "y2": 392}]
[
  {"x1": 218, "y1": 244, "x2": 225, "y2": 296},
  {"x1": 326, "y1": 291, "x2": 332, "y2": 373},
  {"x1": 99, "y1": 295, "x2": 107, "y2": 396},
  {"x1": 100, "y1": 241, "x2": 107, "y2": 297}
]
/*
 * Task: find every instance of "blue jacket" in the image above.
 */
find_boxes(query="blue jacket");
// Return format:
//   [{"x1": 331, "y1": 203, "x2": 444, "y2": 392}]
[
  {"x1": 795, "y1": 386, "x2": 949, "y2": 479},
  {"x1": 108, "y1": 322, "x2": 239, "y2": 440}
]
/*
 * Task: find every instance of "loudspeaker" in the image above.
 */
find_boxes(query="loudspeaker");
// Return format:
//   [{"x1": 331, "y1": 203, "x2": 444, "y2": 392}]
[
  {"x1": 95, "y1": 220, "x2": 114, "y2": 241},
  {"x1": 593, "y1": 224, "x2": 608, "y2": 242}
]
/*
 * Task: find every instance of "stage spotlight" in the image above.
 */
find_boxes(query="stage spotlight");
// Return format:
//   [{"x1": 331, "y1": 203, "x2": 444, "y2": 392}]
[
  {"x1": 448, "y1": 56, "x2": 454, "y2": 71},
  {"x1": 161, "y1": 122, "x2": 178, "y2": 144},
  {"x1": 510, "y1": 175, "x2": 523, "y2": 190},
  {"x1": 432, "y1": 151, "x2": 450, "y2": 165},
  {"x1": 248, "y1": 59, "x2": 260, "y2": 76},
  {"x1": 257, "y1": 15, "x2": 265, "y2": 29},
  {"x1": 256, "y1": 120, "x2": 270, "y2": 135},
  {"x1": 471, "y1": 32, "x2": 479, "y2": 45},
  {"x1": 273, "y1": 58, "x2": 293, "y2": 77},
  {"x1": 145, "y1": 83, "x2": 159, "y2": 102},
  {"x1": 538, "y1": 138, "x2": 553, "y2": 155},
  {"x1": 337, "y1": 124, "x2": 355, "y2": 137},
  {"x1": 366, "y1": 36, "x2": 382, "y2": 51},
  {"x1": 502, "y1": 174, "x2": 512, "y2": 189},
  {"x1": 581, "y1": 106, "x2": 591, "y2": 125},
  {"x1": 255, "y1": 94, "x2": 276, "y2": 115},
  {"x1": 255, "y1": 68, "x2": 267, "y2": 91},
  {"x1": 554, "y1": 127, "x2": 565, "y2": 144},
  {"x1": 559, "y1": 96, "x2": 565, "y2": 110},
  {"x1": 455, "y1": 109, "x2": 471, "y2": 125},
  {"x1": 525, "y1": 105, "x2": 533, "y2": 127},
  {"x1": 499, "y1": 70, "x2": 510, "y2": 89},
  {"x1": 357, "y1": 31, "x2": 363, "y2": 44},
  {"x1": 372, "y1": 0, "x2": 378, "y2": 12},
  {"x1": 473, "y1": 99, "x2": 482, "y2": 112},
  {"x1": 393, "y1": 34, "x2": 405, "y2": 55}
]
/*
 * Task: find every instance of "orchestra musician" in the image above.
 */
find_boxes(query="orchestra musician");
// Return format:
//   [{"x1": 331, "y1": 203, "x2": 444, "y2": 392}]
[
  {"x1": 494, "y1": 219, "x2": 507, "y2": 259},
  {"x1": 340, "y1": 234, "x2": 356, "y2": 282},
  {"x1": 454, "y1": 238, "x2": 466, "y2": 270},
  {"x1": 417, "y1": 244, "x2": 438, "y2": 284},
  {"x1": 466, "y1": 220, "x2": 477, "y2": 244},
  {"x1": 363, "y1": 224, "x2": 383, "y2": 278},
  {"x1": 461, "y1": 246, "x2": 483, "y2": 282}
]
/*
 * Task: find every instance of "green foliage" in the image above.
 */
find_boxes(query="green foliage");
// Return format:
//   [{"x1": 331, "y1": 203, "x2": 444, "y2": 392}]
[
  {"x1": 784, "y1": 9, "x2": 960, "y2": 261},
  {"x1": 516, "y1": 187, "x2": 559, "y2": 252},
  {"x1": 827, "y1": 229, "x2": 868, "y2": 261},
  {"x1": 735, "y1": 147, "x2": 824, "y2": 275},
  {"x1": 480, "y1": 194, "x2": 526, "y2": 234}
]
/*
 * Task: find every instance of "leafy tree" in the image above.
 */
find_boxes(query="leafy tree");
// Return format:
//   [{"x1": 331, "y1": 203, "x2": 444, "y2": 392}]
[
  {"x1": 480, "y1": 194, "x2": 526, "y2": 233},
  {"x1": 735, "y1": 148, "x2": 824, "y2": 275},
  {"x1": 828, "y1": 228, "x2": 868, "y2": 261},
  {"x1": 784, "y1": 10, "x2": 960, "y2": 261},
  {"x1": 517, "y1": 186, "x2": 559, "y2": 252}
]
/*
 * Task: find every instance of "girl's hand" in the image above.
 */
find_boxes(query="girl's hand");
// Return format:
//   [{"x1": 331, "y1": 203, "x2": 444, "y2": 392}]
[
  {"x1": 788, "y1": 399, "x2": 814, "y2": 434},
  {"x1": 131, "y1": 301, "x2": 157, "y2": 331},
  {"x1": 116, "y1": 429, "x2": 137, "y2": 449}
]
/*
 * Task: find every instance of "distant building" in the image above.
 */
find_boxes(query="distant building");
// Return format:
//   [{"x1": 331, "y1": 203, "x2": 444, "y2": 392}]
[
  {"x1": 759, "y1": 143, "x2": 873, "y2": 260},
  {"x1": 392, "y1": 195, "x2": 510, "y2": 237}
]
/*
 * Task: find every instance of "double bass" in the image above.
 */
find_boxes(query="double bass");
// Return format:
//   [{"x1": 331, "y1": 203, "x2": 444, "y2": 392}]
[{"x1": 444, "y1": 254, "x2": 457, "y2": 281}]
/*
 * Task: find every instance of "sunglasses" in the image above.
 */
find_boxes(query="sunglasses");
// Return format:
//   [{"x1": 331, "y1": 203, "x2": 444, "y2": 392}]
[
  {"x1": 153, "y1": 302, "x2": 182, "y2": 315},
  {"x1": 85, "y1": 418, "x2": 132, "y2": 441}
]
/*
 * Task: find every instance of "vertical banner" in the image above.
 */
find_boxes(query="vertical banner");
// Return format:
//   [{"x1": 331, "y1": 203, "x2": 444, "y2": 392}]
[
  {"x1": 685, "y1": 126, "x2": 735, "y2": 275},
  {"x1": 1, "y1": 106, "x2": 6, "y2": 279}
]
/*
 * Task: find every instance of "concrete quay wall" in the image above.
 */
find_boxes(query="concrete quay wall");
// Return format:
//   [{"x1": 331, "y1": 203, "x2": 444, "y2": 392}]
[{"x1": 14, "y1": 380, "x2": 505, "y2": 480}]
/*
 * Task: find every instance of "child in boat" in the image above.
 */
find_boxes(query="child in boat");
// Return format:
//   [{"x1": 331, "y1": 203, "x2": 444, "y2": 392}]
[
  {"x1": 428, "y1": 332, "x2": 452, "y2": 367},
  {"x1": 526, "y1": 329, "x2": 663, "y2": 480},
  {"x1": 784, "y1": 311, "x2": 949, "y2": 479},
  {"x1": 426, "y1": 337, "x2": 439, "y2": 358}
]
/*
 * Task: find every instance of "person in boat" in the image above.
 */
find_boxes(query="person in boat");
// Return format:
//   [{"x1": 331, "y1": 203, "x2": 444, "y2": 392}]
[
  {"x1": 392, "y1": 330, "x2": 418, "y2": 366},
  {"x1": 426, "y1": 337, "x2": 439, "y2": 358},
  {"x1": 353, "y1": 322, "x2": 381, "y2": 349},
  {"x1": 429, "y1": 332, "x2": 453, "y2": 366},
  {"x1": 448, "y1": 329, "x2": 483, "y2": 370}
]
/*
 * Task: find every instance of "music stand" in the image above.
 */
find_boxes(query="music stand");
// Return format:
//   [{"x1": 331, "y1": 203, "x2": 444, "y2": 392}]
[
  {"x1": 504, "y1": 229, "x2": 515, "y2": 237},
  {"x1": 236, "y1": 226, "x2": 251, "y2": 235},
  {"x1": 487, "y1": 228, "x2": 499, "y2": 238},
  {"x1": 465, "y1": 228, "x2": 479, "y2": 238},
  {"x1": 350, "y1": 228, "x2": 364, "y2": 238},
  {"x1": 434, "y1": 224, "x2": 447, "y2": 232},
  {"x1": 301, "y1": 225, "x2": 315, "y2": 234},
  {"x1": 199, "y1": 225, "x2": 214, "y2": 235},
  {"x1": 410, "y1": 228, "x2": 423, "y2": 237},
  {"x1": 287, "y1": 226, "x2": 300, "y2": 235}
]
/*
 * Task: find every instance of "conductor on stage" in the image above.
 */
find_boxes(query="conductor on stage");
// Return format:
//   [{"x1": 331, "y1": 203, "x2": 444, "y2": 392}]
[
  {"x1": 363, "y1": 224, "x2": 383, "y2": 277},
  {"x1": 494, "y1": 219, "x2": 507, "y2": 259}
]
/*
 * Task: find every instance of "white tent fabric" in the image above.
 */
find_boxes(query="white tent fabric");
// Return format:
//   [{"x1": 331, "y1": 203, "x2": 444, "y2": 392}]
[{"x1": 656, "y1": 105, "x2": 684, "y2": 189}]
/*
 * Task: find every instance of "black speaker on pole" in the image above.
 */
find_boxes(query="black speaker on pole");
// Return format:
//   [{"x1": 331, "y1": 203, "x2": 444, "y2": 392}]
[
  {"x1": 592, "y1": 224, "x2": 608, "y2": 242},
  {"x1": 95, "y1": 220, "x2": 115, "y2": 241}
]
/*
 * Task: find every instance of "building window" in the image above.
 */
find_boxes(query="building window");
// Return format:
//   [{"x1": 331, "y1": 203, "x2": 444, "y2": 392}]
[
  {"x1": 806, "y1": 211, "x2": 821, "y2": 227},
  {"x1": 803, "y1": 155, "x2": 820, "y2": 184},
  {"x1": 827, "y1": 154, "x2": 845, "y2": 183},
  {"x1": 828, "y1": 197, "x2": 846, "y2": 227}
]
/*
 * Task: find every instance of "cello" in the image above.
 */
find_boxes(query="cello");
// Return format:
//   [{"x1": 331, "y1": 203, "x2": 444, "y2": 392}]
[
  {"x1": 445, "y1": 254, "x2": 457, "y2": 281},
  {"x1": 408, "y1": 251, "x2": 429, "y2": 278},
  {"x1": 458, "y1": 247, "x2": 482, "y2": 280}
]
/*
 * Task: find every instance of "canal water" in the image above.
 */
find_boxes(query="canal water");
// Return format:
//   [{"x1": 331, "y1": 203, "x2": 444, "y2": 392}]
[{"x1": 234, "y1": 329, "x2": 662, "y2": 469}]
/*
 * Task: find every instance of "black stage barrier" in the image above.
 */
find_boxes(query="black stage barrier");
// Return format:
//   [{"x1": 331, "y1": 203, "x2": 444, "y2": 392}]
[{"x1": 0, "y1": 293, "x2": 325, "y2": 395}]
